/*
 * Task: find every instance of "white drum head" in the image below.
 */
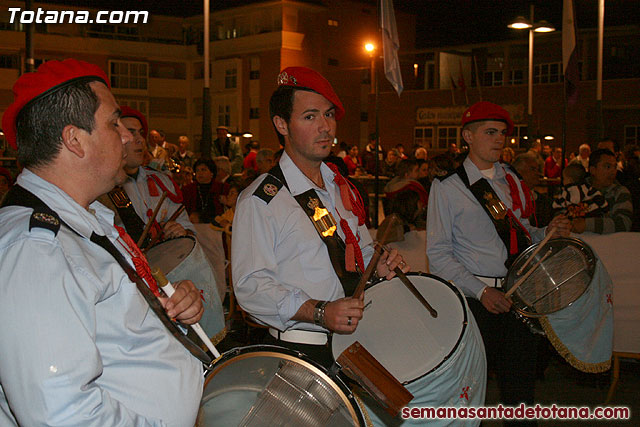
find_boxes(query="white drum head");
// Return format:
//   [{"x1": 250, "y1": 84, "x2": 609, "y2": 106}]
[
  {"x1": 332, "y1": 274, "x2": 466, "y2": 384},
  {"x1": 145, "y1": 236, "x2": 195, "y2": 274}
]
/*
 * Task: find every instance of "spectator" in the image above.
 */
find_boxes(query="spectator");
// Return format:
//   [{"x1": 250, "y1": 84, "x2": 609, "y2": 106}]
[
  {"x1": 570, "y1": 143, "x2": 591, "y2": 171},
  {"x1": 381, "y1": 148, "x2": 400, "y2": 177},
  {"x1": 147, "y1": 129, "x2": 171, "y2": 171},
  {"x1": 343, "y1": 144, "x2": 361, "y2": 176},
  {"x1": 571, "y1": 149, "x2": 633, "y2": 234},
  {"x1": 183, "y1": 158, "x2": 228, "y2": 224},
  {"x1": 395, "y1": 143, "x2": 408, "y2": 160},
  {"x1": 544, "y1": 147, "x2": 567, "y2": 181},
  {"x1": 552, "y1": 163, "x2": 608, "y2": 220},
  {"x1": 361, "y1": 133, "x2": 384, "y2": 175},
  {"x1": 211, "y1": 125, "x2": 243, "y2": 174},
  {"x1": 243, "y1": 140, "x2": 260, "y2": 171},
  {"x1": 446, "y1": 142, "x2": 460, "y2": 159},
  {"x1": 513, "y1": 152, "x2": 552, "y2": 227},
  {"x1": 336, "y1": 141, "x2": 348, "y2": 158},
  {"x1": 214, "y1": 179, "x2": 243, "y2": 230},
  {"x1": 542, "y1": 143, "x2": 552, "y2": 160},
  {"x1": 619, "y1": 145, "x2": 640, "y2": 231},
  {"x1": 213, "y1": 156, "x2": 231, "y2": 183},
  {"x1": 384, "y1": 159, "x2": 429, "y2": 210},
  {"x1": 501, "y1": 147, "x2": 515, "y2": 165},
  {"x1": 414, "y1": 146, "x2": 428, "y2": 161},
  {"x1": 256, "y1": 148, "x2": 275, "y2": 175},
  {"x1": 173, "y1": 135, "x2": 195, "y2": 169}
]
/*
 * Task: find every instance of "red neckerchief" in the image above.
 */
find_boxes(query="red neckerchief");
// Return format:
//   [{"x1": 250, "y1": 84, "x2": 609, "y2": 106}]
[
  {"x1": 114, "y1": 225, "x2": 160, "y2": 296},
  {"x1": 326, "y1": 163, "x2": 366, "y2": 272},
  {"x1": 505, "y1": 172, "x2": 534, "y2": 219}
]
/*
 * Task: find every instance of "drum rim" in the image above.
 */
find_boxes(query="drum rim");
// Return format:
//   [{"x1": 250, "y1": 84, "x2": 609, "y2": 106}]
[
  {"x1": 331, "y1": 272, "x2": 468, "y2": 385},
  {"x1": 145, "y1": 234, "x2": 196, "y2": 251},
  {"x1": 201, "y1": 344, "x2": 365, "y2": 426},
  {"x1": 504, "y1": 237, "x2": 597, "y2": 316}
]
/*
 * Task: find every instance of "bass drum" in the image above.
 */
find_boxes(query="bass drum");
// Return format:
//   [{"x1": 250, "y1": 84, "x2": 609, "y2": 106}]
[
  {"x1": 198, "y1": 345, "x2": 365, "y2": 427},
  {"x1": 332, "y1": 273, "x2": 486, "y2": 426}
]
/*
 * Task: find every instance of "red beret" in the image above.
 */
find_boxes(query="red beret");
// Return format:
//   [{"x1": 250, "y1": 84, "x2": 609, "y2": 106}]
[
  {"x1": 461, "y1": 101, "x2": 514, "y2": 136},
  {"x1": 119, "y1": 105, "x2": 148, "y2": 138},
  {"x1": 277, "y1": 66, "x2": 345, "y2": 121},
  {"x1": 2, "y1": 59, "x2": 109, "y2": 150}
]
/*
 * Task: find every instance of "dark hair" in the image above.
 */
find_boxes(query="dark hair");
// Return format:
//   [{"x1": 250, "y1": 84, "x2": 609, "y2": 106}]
[
  {"x1": 589, "y1": 148, "x2": 616, "y2": 169},
  {"x1": 396, "y1": 159, "x2": 418, "y2": 178},
  {"x1": 193, "y1": 158, "x2": 218, "y2": 178},
  {"x1": 562, "y1": 163, "x2": 587, "y2": 185},
  {"x1": 269, "y1": 85, "x2": 315, "y2": 146},
  {"x1": 16, "y1": 78, "x2": 101, "y2": 168},
  {"x1": 389, "y1": 190, "x2": 423, "y2": 228}
]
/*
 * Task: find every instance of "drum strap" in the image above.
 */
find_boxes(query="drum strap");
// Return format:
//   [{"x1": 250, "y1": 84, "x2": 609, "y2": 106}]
[
  {"x1": 268, "y1": 164, "x2": 361, "y2": 296},
  {"x1": 107, "y1": 186, "x2": 155, "y2": 248},
  {"x1": 1, "y1": 185, "x2": 212, "y2": 366},
  {"x1": 456, "y1": 165, "x2": 531, "y2": 268}
]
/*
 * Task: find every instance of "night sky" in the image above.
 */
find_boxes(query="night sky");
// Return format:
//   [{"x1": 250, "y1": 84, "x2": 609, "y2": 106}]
[{"x1": 42, "y1": 0, "x2": 639, "y2": 48}]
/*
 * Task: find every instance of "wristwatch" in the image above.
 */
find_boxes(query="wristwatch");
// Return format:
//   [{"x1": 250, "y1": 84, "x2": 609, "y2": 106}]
[{"x1": 313, "y1": 300, "x2": 329, "y2": 328}]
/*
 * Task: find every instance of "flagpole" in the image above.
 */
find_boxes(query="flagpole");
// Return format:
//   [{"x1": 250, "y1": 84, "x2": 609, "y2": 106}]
[
  {"x1": 473, "y1": 54, "x2": 483, "y2": 101},
  {"x1": 596, "y1": 0, "x2": 605, "y2": 139}
]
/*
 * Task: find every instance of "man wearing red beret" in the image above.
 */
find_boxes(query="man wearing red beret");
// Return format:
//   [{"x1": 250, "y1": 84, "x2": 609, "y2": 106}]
[
  {"x1": 427, "y1": 101, "x2": 571, "y2": 419},
  {"x1": 232, "y1": 67, "x2": 408, "y2": 364},
  {"x1": 0, "y1": 59, "x2": 205, "y2": 425}
]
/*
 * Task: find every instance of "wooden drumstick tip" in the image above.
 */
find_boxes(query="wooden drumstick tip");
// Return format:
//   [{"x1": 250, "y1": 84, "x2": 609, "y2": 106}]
[{"x1": 151, "y1": 267, "x2": 168, "y2": 287}]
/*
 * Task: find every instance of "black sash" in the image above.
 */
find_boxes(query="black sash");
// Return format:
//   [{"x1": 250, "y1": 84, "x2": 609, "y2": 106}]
[
  {"x1": 456, "y1": 165, "x2": 531, "y2": 268},
  {"x1": 107, "y1": 186, "x2": 152, "y2": 248},
  {"x1": 269, "y1": 165, "x2": 361, "y2": 296},
  {"x1": 1, "y1": 185, "x2": 212, "y2": 365}
]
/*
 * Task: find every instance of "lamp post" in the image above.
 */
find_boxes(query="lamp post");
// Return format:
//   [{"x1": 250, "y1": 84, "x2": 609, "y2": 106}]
[
  {"x1": 364, "y1": 41, "x2": 380, "y2": 226},
  {"x1": 509, "y1": 5, "x2": 555, "y2": 142}
]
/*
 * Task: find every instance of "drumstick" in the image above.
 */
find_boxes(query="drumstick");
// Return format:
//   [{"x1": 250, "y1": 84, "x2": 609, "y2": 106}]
[
  {"x1": 393, "y1": 268, "x2": 438, "y2": 318},
  {"x1": 151, "y1": 268, "x2": 221, "y2": 359},
  {"x1": 145, "y1": 205, "x2": 186, "y2": 250},
  {"x1": 352, "y1": 215, "x2": 399, "y2": 299},
  {"x1": 505, "y1": 248, "x2": 553, "y2": 298},
  {"x1": 516, "y1": 226, "x2": 556, "y2": 276},
  {"x1": 137, "y1": 191, "x2": 168, "y2": 247}
]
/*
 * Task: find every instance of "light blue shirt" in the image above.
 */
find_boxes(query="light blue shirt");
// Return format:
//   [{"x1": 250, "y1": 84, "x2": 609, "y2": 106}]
[
  {"x1": 122, "y1": 167, "x2": 194, "y2": 232},
  {"x1": 0, "y1": 169, "x2": 203, "y2": 426},
  {"x1": 427, "y1": 157, "x2": 546, "y2": 299},
  {"x1": 232, "y1": 151, "x2": 374, "y2": 331}
]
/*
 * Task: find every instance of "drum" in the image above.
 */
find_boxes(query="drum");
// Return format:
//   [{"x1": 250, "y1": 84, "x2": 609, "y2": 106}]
[
  {"x1": 198, "y1": 345, "x2": 365, "y2": 426},
  {"x1": 146, "y1": 236, "x2": 225, "y2": 342},
  {"x1": 332, "y1": 273, "x2": 486, "y2": 426},
  {"x1": 503, "y1": 238, "x2": 612, "y2": 373}
]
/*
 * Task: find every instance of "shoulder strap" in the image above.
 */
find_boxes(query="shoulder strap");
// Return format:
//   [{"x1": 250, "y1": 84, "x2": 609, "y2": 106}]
[
  {"x1": 266, "y1": 164, "x2": 361, "y2": 296},
  {"x1": 107, "y1": 186, "x2": 153, "y2": 247},
  {"x1": 2, "y1": 185, "x2": 211, "y2": 365}
]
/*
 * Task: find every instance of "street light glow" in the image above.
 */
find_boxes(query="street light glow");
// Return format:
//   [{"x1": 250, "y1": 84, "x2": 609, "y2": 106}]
[
  {"x1": 508, "y1": 17, "x2": 532, "y2": 29},
  {"x1": 364, "y1": 43, "x2": 375, "y2": 52},
  {"x1": 534, "y1": 21, "x2": 556, "y2": 33}
]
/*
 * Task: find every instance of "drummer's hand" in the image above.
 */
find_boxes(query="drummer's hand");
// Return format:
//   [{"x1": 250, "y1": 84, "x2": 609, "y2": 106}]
[
  {"x1": 162, "y1": 221, "x2": 187, "y2": 239},
  {"x1": 325, "y1": 295, "x2": 364, "y2": 334},
  {"x1": 547, "y1": 214, "x2": 571, "y2": 237},
  {"x1": 570, "y1": 217, "x2": 586, "y2": 234},
  {"x1": 376, "y1": 247, "x2": 410, "y2": 279},
  {"x1": 480, "y1": 287, "x2": 512, "y2": 314},
  {"x1": 159, "y1": 280, "x2": 204, "y2": 324}
]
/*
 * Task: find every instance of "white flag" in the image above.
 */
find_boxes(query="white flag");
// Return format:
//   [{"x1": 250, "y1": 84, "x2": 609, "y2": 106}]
[{"x1": 380, "y1": 0, "x2": 403, "y2": 96}]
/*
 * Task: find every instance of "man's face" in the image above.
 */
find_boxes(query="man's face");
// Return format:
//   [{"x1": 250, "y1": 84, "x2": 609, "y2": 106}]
[
  {"x1": 216, "y1": 128, "x2": 228, "y2": 140},
  {"x1": 179, "y1": 137, "x2": 189, "y2": 151},
  {"x1": 464, "y1": 120, "x2": 507, "y2": 170},
  {"x1": 590, "y1": 154, "x2": 617, "y2": 189},
  {"x1": 148, "y1": 130, "x2": 162, "y2": 147},
  {"x1": 418, "y1": 162, "x2": 429, "y2": 178},
  {"x1": 386, "y1": 150, "x2": 396, "y2": 163},
  {"x1": 257, "y1": 155, "x2": 275, "y2": 174},
  {"x1": 278, "y1": 90, "x2": 336, "y2": 164},
  {"x1": 517, "y1": 159, "x2": 542, "y2": 190},
  {"x1": 579, "y1": 146, "x2": 591, "y2": 159},
  {"x1": 543, "y1": 145, "x2": 552, "y2": 158},
  {"x1": 83, "y1": 82, "x2": 132, "y2": 191},
  {"x1": 121, "y1": 117, "x2": 145, "y2": 170},
  {"x1": 195, "y1": 163, "x2": 214, "y2": 184},
  {"x1": 552, "y1": 148, "x2": 563, "y2": 161}
]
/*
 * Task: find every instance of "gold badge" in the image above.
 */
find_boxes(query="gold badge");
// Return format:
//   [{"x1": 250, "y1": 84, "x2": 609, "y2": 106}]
[
  {"x1": 33, "y1": 212, "x2": 59, "y2": 226},
  {"x1": 263, "y1": 183, "x2": 279, "y2": 197},
  {"x1": 483, "y1": 192, "x2": 507, "y2": 220},
  {"x1": 277, "y1": 72, "x2": 297, "y2": 86},
  {"x1": 307, "y1": 197, "x2": 320, "y2": 210}
]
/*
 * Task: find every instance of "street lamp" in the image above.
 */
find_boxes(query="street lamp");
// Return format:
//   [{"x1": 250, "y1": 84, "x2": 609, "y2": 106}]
[
  {"x1": 508, "y1": 5, "x2": 555, "y2": 142},
  {"x1": 364, "y1": 41, "x2": 381, "y2": 226}
]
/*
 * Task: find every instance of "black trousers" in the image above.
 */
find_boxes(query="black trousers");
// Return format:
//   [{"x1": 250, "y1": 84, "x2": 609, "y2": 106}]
[
  {"x1": 467, "y1": 297, "x2": 538, "y2": 426},
  {"x1": 262, "y1": 332, "x2": 335, "y2": 370}
]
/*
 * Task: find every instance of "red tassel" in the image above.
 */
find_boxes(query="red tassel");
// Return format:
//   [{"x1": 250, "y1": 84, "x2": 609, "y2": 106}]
[
  {"x1": 147, "y1": 178, "x2": 159, "y2": 196},
  {"x1": 510, "y1": 225, "x2": 518, "y2": 255},
  {"x1": 339, "y1": 182, "x2": 353, "y2": 211},
  {"x1": 345, "y1": 242, "x2": 356, "y2": 272}
]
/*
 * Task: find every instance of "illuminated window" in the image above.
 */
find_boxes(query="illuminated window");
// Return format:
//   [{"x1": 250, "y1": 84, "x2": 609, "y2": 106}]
[{"x1": 109, "y1": 60, "x2": 148, "y2": 90}]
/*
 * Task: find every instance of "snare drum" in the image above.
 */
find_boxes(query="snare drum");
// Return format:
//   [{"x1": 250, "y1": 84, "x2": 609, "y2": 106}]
[
  {"x1": 198, "y1": 345, "x2": 365, "y2": 426},
  {"x1": 146, "y1": 236, "x2": 225, "y2": 341},
  {"x1": 332, "y1": 273, "x2": 486, "y2": 426}
]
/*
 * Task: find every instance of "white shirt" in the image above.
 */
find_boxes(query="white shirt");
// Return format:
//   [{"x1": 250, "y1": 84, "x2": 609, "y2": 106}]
[
  {"x1": 232, "y1": 151, "x2": 374, "y2": 331},
  {"x1": 0, "y1": 169, "x2": 203, "y2": 426}
]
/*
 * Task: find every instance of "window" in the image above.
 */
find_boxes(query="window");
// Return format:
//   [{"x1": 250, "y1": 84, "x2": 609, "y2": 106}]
[
  {"x1": 360, "y1": 112, "x2": 368, "y2": 122},
  {"x1": 414, "y1": 127, "x2": 435, "y2": 149},
  {"x1": 509, "y1": 69, "x2": 524, "y2": 85},
  {"x1": 0, "y1": 55, "x2": 19, "y2": 69},
  {"x1": 250, "y1": 70, "x2": 260, "y2": 80},
  {"x1": 507, "y1": 125, "x2": 528, "y2": 149},
  {"x1": 328, "y1": 19, "x2": 339, "y2": 27},
  {"x1": 437, "y1": 126, "x2": 459, "y2": 149},
  {"x1": 624, "y1": 125, "x2": 640, "y2": 145},
  {"x1": 328, "y1": 58, "x2": 339, "y2": 67},
  {"x1": 109, "y1": 60, "x2": 148, "y2": 90},
  {"x1": 225, "y1": 68, "x2": 237, "y2": 89},
  {"x1": 483, "y1": 71, "x2": 503, "y2": 87},
  {"x1": 534, "y1": 62, "x2": 563, "y2": 84},
  {"x1": 218, "y1": 105, "x2": 230, "y2": 127},
  {"x1": 250, "y1": 108, "x2": 260, "y2": 119}
]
